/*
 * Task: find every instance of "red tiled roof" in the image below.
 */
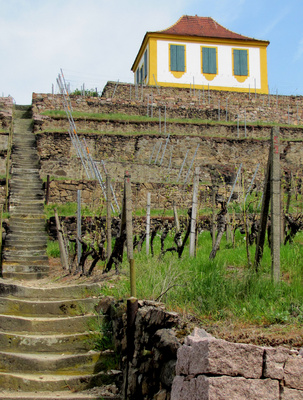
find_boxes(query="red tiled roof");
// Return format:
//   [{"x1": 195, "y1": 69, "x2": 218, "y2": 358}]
[{"x1": 156, "y1": 15, "x2": 264, "y2": 42}]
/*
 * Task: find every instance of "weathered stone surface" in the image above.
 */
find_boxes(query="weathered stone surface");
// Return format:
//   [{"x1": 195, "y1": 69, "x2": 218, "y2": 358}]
[
  {"x1": 154, "y1": 329, "x2": 180, "y2": 357},
  {"x1": 160, "y1": 359, "x2": 177, "y2": 387},
  {"x1": 284, "y1": 355, "x2": 303, "y2": 390},
  {"x1": 263, "y1": 346, "x2": 297, "y2": 380},
  {"x1": 176, "y1": 338, "x2": 263, "y2": 379},
  {"x1": 283, "y1": 387, "x2": 303, "y2": 400},
  {"x1": 184, "y1": 327, "x2": 213, "y2": 346},
  {"x1": 171, "y1": 376, "x2": 193, "y2": 400},
  {"x1": 171, "y1": 375, "x2": 279, "y2": 400}
]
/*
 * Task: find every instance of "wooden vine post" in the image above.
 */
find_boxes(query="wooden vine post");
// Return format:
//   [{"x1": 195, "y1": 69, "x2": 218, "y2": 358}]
[
  {"x1": 211, "y1": 186, "x2": 218, "y2": 247},
  {"x1": 77, "y1": 190, "x2": 82, "y2": 267},
  {"x1": 106, "y1": 175, "x2": 112, "y2": 260},
  {"x1": 189, "y1": 167, "x2": 200, "y2": 257},
  {"x1": 54, "y1": 208, "x2": 69, "y2": 271},
  {"x1": 146, "y1": 192, "x2": 151, "y2": 255},
  {"x1": 124, "y1": 171, "x2": 135, "y2": 297},
  {"x1": 254, "y1": 127, "x2": 281, "y2": 282},
  {"x1": 271, "y1": 127, "x2": 281, "y2": 282}
]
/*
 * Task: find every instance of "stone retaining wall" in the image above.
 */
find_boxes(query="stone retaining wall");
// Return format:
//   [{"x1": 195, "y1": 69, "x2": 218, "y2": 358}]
[
  {"x1": 36, "y1": 130, "x2": 303, "y2": 184},
  {"x1": 99, "y1": 298, "x2": 303, "y2": 400},
  {"x1": 172, "y1": 328, "x2": 303, "y2": 400},
  {"x1": 32, "y1": 82, "x2": 303, "y2": 126},
  {"x1": 47, "y1": 179, "x2": 204, "y2": 210}
]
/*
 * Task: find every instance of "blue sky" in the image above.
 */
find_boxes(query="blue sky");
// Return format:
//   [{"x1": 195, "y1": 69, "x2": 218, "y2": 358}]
[{"x1": 0, "y1": 0, "x2": 302, "y2": 104}]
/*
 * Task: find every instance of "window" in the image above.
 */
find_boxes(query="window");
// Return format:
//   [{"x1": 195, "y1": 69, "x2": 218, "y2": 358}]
[
  {"x1": 140, "y1": 66, "x2": 143, "y2": 83},
  {"x1": 136, "y1": 69, "x2": 140, "y2": 84},
  {"x1": 170, "y1": 44, "x2": 185, "y2": 72},
  {"x1": 233, "y1": 49, "x2": 248, "y2": 76},
  {"x1": 144, "y1": 50, "x2": 148, "y2": 79},
  {"x1": 202, "y1": 47, "x2": 217, "y2": 74}
]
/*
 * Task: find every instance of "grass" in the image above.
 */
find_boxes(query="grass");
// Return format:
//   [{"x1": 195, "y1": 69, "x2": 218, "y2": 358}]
[
  {"x1": 98, "y1": 229, "x2": 303, "y2": 330},
  {"x1": 41, "y1": 109, "x2": 303, "y2": 129}
]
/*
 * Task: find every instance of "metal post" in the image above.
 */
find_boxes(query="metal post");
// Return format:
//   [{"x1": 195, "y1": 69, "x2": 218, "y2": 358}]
[
  {"x1": 177, "y1": 149, "x2": 189, "y2": 182},
  {"x1": 149, "y1": 143, "x2": 156, "y2": 164},
  {"x1": 154, "y1": 141, "x2": 162, "y2": 164},
  {"x1": 160, "y1": 134, "x2": 170, "y2": 166},
  {"x1": 227, "y1": 163, "x2": 242, "y2": 206},
  {"x1": 245, "y1": 164, "x2": 260, "y2": 203},
  {"x1": 159, "y1": 107, "x2": 161, "y2": 133},
  {"x1": 218, "y1": 100, "x2": 220, "y2": 121},
  {"x1": 112, "y1": 79, "x2": 119, "y2": 98},
  {"x1": 184, "y1": 144, "x2": 200, "y2": 184}
]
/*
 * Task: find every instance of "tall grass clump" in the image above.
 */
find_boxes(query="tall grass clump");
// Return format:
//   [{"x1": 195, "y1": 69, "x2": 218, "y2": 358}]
[{"x1": 102, "y1": 229, "x2": 303, "y2": 327}]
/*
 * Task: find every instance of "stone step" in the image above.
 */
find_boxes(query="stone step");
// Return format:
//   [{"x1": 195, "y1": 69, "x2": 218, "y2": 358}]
[
  {"x1": 8, "y1": 220, "x2": 46, "y2": 228},
  {"x1": 9, "y1": 207, "x2": 45, "y2": 214},
  {"x1": 1, "y1": 271, "x2": 49, "y2": 280},
  {"x1": 9, "y1": 211, "x2": 46, "y2": 218},
  {"x1": 0, "y1": 281, "x2": 103, "y2": 300},
  {"x1": 0, "y1": 297, "x2": 98, "y2": 317},
  {"x1": 0, "y1": 350, "x2": 113, "y2": 375},
  {"x1": 10, "y1": 182, "x2": 43, "y2": 188},
  {"x1": 0, "y1": 390, "x2": 121, "y2": 400},
  {"x1": 0, "y1": 370, "x2": 120, "y2": 392},
  {"x1": 3, "y1": 249, "x2": 48, "y2": 258},
  {"x1": 1, "y1": 264, "x2": 49, "y2": 274},
  {"x1": 5, "y1": 230, "x2": 47, "y2": 237},
  {"x1": 5, "y1": 238, "x2": 47, "y2": 247},
  {"x1": 0, "y1": 331, "x2": 99, "y2": 353},
  {"x1": 0, "y1": 314, "x2": 99, "y2": 334}
]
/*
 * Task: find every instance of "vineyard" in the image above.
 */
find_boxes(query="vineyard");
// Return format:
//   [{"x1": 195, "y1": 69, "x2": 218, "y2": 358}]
[{"x1": 8, "y1": 81, "x2": 303, "y2": 345}]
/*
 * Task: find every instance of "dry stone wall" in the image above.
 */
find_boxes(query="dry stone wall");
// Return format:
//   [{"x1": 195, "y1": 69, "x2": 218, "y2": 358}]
[
  {"x1": 33, "y1": 82, "x2": 303, "y2": 126},
  {"x1": 32, "y1": 87, "x2": 303, "y2": 190},
  {"x1": 0, "y1": 97, "x2": 12, "y2": 177},
  {"x1": 99, "y1": 298, "x2": 303, "y2": 400},
  {"x1": 172, "y1": 328, "x2": 303, "y2": 400},
  {"x1": 36, "y1": 130, "x2": 303, "y2": 187}
]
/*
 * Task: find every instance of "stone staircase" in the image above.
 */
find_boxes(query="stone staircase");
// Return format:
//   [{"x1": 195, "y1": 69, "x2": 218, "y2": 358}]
[
  {"x1": 2, "y1": 105, "x2": 49, "y2": 279},
  {"x1": 0, "y1": 105, "x2": 122, "y2": 398},
  {"x1": 0, "y1": 280, "x2": 122, "y2": 399}
]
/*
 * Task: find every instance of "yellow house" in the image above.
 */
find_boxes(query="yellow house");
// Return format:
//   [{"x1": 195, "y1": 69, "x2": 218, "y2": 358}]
[{"x1": 131, "y1": 15, "x2": 270, "y2": 94}]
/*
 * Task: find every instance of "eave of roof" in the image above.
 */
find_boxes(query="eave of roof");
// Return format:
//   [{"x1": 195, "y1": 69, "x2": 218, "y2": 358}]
[{"x1": 131, "y1": 15, "x2": 269, "y2": 72}]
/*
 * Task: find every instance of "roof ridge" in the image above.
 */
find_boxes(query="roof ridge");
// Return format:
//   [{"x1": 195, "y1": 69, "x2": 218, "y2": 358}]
[
  {"x1": 153, "y1": 15, "x2": 269, "y2": 43},
  {"x1": 157, "y1": 15, "x2": 185, "y2": 33}
]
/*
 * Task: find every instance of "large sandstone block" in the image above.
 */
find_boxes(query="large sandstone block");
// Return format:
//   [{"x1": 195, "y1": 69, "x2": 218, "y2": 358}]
[
  {"x1": 263, "y1": 347, "x2": 298, "y2": 380},
  {"x1": 283, "y1": 387, "x2": 303, "y2": 400},
  {"x1": 171, "y1": 375, "x2": 279, "y2": 400},
  {"x1": 176, "y1": 336, "x2": 263, "y2": 379},
  {"x1": 284, "y1": 355, "x2": 303, "y2": 390}
]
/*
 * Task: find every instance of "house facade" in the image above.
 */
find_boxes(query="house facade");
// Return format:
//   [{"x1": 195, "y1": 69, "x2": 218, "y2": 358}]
[{"x1": 131, "y1": 15, "x2": 270, "y2": 94}]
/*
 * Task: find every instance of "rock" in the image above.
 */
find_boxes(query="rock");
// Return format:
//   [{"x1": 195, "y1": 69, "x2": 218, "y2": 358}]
[
  {"x1": 154, "y1": 329, "x2": 180, "y2": 357},
  {"x1": 176, "y1": 337, "x2": 263, "y2": 379},
  {"x1": 263, "y1": 346, "x2": 297, "y2": 380},
  {"x1": 184, "y1": 327, "x2": 213, "y2": 345},
  {"x1": 283, "y1": 387, "x2": 303, "y2": 400},
  {"x1": 284, "y1": 355, "x2": 303, "y2": 390},
  {"x1": 172, "y1": 375, "x2": 279, "y2": 400},
  {"x1": 160, "y1": 359, "x2": 177, "y2": 387}
]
